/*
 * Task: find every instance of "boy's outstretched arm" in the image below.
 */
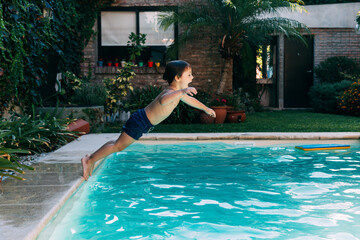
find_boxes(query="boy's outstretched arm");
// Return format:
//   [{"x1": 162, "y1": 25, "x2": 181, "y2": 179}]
[
  {"x1": 159, "y1": 87, "x2": 197, "y2": 105},
  {"x1": 181, "y1": 94, "x2": 216, "y2": 117}
]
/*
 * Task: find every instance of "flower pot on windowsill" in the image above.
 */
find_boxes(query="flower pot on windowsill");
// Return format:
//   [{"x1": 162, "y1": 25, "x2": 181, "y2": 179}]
[
  {"x1": 98, "y1": 59, "x2": 103, "y2": 67},
  {"x1": 148, "y1": 60, "x2": 154, "y2": 67},
  {"x1": 227, "y1": 110, "x2": 246, "y2": 123},
  {"x1": 211, "y1": 106, "x2": 232, "y2": 124}
]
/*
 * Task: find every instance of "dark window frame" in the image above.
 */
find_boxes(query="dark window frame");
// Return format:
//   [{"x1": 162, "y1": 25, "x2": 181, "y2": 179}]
[{"x1": 97, "y1": 6, "x2": 178, "y2": 65}]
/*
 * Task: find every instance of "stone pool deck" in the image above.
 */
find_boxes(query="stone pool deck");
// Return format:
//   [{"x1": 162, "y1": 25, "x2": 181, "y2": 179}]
[{"x1": 0, "y1": 132, "x2": 359, "y2": 240}]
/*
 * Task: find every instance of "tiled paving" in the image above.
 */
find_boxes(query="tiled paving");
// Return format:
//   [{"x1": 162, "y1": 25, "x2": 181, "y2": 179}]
[{"x1": 0, "y1": 133, "x2": 359, "y2": 240}]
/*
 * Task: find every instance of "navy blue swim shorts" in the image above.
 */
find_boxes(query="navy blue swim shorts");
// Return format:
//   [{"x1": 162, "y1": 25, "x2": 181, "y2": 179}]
[{"x1": 122, "y1": 108, "x2": 154, "y2": 140}]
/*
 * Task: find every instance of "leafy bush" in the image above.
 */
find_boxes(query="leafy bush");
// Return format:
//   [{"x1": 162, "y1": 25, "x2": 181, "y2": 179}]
[
  {"x1": 104, "y1": 62, "x2": 135, "y2": 114},
  {"x1": 71, "y1": 82, "x2": 106, "y2": 106},
  {"x1": 0, "y1": 1, "x2": 106, "y2": 113},
  {"x1": 0, "y1": 113, "x2": 77, "y2": 154},
  {"x1": 309, "y1": 80, "x2": 352, "y2": 113},
  {"x1": 0, "y1": 146, "x2": 33, "y2": 181},
  {"x1": 338, "y1": 81, "x2": 360, "y2": 116},
  {"x1": 315, "y1": 56, "x2": 359, "y2": 83},
  {"x1": 0, "y1": 112, "x2": 78, "y2": 181}
]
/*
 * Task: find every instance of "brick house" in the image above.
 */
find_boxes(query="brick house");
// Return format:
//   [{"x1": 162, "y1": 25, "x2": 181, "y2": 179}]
[{"x1": 81, "y1": 1, "x2": 360, "y2": 109}]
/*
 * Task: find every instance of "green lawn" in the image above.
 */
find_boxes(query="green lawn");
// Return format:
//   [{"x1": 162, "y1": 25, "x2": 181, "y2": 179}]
[{"x1": 102, "y1": 110, "x2": 360, "y2": 133}]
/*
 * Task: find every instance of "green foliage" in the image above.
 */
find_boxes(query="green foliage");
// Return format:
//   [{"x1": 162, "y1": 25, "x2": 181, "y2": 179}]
[
  {"x1": 164, "y1": 102, "x2": 198, "y2": 124},
  {"x1": 160, "y1": 0, "x2": 308, "y2": 58},
  {"x1": 0, "y1": 147, "x2": 32, "y2": 181},
  {"x1": 315, "y1": 56, "x2": 359, "y2": 83},
  {"x1": 195, "y1": 90, "x2": 211, "y2": 106},
  {"x1": 0, "y1": 112, "x2": 77, "y2": 154},
  {"x1": 104, "y1": 62, "x2": 135, "y2": 114},
  {"x1": 338, "y1": 81, "x2": 360, "y2": 116},
  {"x1": 0, "y1": 111, "x2": 77, "y2": 181},
  {"x1": 70, "y1": 82, "x2": 106, "y2": 106},
  {"x1": 308, "y1": 80, "x2": 352, "y2": 113},
  {"x1": 159, "y1": 0, "x2": 308, "y2": 94},
  {"x1": 127, "y1": 32, "x2": 147, "y2": 62},
  {"x1": 0, "y1": 0, "x2": 105, "y2": 113}
]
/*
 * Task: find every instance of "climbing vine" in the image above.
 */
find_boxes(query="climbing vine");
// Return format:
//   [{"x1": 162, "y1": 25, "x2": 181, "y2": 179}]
[{"x1": 0, "y1": 0, "x2": 107, "y2": 114}]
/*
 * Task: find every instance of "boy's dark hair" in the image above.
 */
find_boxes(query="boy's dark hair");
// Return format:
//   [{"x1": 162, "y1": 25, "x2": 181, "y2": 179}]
[{"x1": 163, "y1": 60, "x2": 191, "y2": 84}]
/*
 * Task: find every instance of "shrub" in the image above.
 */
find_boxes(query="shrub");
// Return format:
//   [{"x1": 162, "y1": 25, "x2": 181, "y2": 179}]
[
  {"x1": 0, "y1": 113, "x2": 77, "y2": 154},
  {"x1": 0, "y1": 1, "x2": 106, "y2": 113},
  {"x1": 104, "y1": 62, "x2": 135, "y2": 114},
  {"x1": 309, "y1": 80, "x2": 352, "y2": 113},
  {"x1": 314, "y1": 56, "x2": 359, "y2": 83},
  {"x1": 0, "y1": 146, "x2": 33, "y2": 181},
  {"x1": 338, "y1": 81, "x2": 360, "y2": 116},
  {"x1": 71, "y1": 82, "x2": 106, "y2": 106}
]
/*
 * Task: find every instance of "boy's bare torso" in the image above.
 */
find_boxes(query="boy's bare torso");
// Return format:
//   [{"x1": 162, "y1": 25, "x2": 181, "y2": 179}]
[{"x1": 145, "y1": 88, "x2": 180, "y2": 125}]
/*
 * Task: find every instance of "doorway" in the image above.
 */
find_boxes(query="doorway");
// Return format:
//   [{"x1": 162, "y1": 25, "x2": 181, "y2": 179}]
[{"x1": 284, "y1": 36, "x2": 314, "y2": 108}]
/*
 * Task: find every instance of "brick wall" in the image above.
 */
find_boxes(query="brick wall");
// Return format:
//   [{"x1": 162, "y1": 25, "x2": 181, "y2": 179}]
[
  {"x1": 81, "y1": 0, "x2": 229, "y2": 95},
  {"x1": 313, "y1": 28, "x2": 360, "y2": 66}
]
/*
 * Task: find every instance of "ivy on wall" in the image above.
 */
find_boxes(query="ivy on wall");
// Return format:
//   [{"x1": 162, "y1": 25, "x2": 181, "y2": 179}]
[{"x1": 0, "y1": 0, "x2": 106, "y2": 114}]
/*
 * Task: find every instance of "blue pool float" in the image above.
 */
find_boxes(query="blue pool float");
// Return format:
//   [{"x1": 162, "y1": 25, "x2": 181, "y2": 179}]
[{"x1": 295, "y1": 144, "x2": 350, "y2": 151}]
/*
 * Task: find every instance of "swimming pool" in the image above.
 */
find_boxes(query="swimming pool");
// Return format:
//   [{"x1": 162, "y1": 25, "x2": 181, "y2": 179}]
[{"x1": 38, "y1": 142, "x2": 360, "y2": 239}]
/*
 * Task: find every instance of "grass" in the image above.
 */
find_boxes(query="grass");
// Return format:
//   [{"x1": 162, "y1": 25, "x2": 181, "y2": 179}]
[{"x1": 101, "y1": 110, "x2": 360, "y2": 133}]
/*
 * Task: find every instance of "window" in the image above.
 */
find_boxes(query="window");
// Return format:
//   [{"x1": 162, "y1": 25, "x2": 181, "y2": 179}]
[
  {"x1": 98, "y1": 8, "x2": 176, "y2": 66},
  {"x1": 256, "y1": 39, "x2": 276, "y2": 80}
]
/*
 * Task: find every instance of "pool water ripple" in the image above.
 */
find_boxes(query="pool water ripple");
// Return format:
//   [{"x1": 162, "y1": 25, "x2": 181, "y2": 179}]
[{"x1": 38, "y1": 143, "x2": 360, "y2": 239}]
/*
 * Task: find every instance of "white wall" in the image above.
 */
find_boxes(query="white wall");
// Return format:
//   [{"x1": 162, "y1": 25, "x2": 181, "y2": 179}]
[{"x1": 277, "y1": 2, "x2": 360, "y2": 28}]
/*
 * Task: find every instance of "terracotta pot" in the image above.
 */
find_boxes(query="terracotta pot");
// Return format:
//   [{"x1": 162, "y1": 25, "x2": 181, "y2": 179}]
[
  {"x1": 211, "y1": 106, "x2": 231, "y2": 124},
  {"x1": 200, "y1": 112, "x2": 215, "y2": 124},
  {"x1": 227, "y1": 110, "x2": 246, "y2": 123}
]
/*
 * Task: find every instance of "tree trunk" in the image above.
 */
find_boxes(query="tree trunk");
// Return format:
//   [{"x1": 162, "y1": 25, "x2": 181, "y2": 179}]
[{"x1": 216, "y1": 57, "x2": 232, "y2": 95}]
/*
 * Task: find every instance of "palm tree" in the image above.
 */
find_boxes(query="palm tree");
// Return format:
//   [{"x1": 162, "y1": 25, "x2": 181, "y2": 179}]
[{"x1": 160, "y1": 0, "x2": 309, "y2": 94}]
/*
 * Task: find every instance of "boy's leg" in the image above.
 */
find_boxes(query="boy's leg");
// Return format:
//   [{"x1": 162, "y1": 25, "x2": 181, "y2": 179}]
[{"x1": 81, "y1": 132, "x2": 135, "y2": 180}]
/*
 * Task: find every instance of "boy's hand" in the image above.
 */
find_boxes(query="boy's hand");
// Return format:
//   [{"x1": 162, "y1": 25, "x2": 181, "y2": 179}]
[
  {"x1": 206, "y1": 107, "x2": 216, "y2": 118},
  {"x1": 183, "y1": 87, "x2": 197, "y2": 96}
]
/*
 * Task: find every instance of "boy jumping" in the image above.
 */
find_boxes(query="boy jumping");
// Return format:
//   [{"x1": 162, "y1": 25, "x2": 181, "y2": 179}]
[{"x1": 82, "y1": 60, "x2": 216, "y2": 180}]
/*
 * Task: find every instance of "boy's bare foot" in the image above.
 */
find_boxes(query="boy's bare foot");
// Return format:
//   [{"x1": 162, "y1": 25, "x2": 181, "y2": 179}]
[{"x1": 81, "y1": 155, "x2": 93, "y2": 181}]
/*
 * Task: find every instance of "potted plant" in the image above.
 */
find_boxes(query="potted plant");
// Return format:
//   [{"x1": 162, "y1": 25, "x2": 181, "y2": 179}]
[
  {"x1": 226, "y1": 89, "x2": 247, "y2": 123},
  {"x1": 148, "y1": 59, "x2": 154, "y2": 68},
  {"x1": 107, "y1": 60, "x2": 112, "y2": 67},
  {"x1": 196, "y1": 90, "x2": 214, "y2": 124},
  {"x1": 114, "y1": 58, "x2": 119, "y2": 67},
  {"x1": 98, "y1": 59, "x2": 103, "y2": 67},
  {"x1": 127, "y1": 32, "x2": 147, "y2": 64},
  {"x1": 138, "y1": 61, "x2": 144, "y2": 67},
  {"x1": 210, "y1": 97, "x2": 232, "y2": 124}
]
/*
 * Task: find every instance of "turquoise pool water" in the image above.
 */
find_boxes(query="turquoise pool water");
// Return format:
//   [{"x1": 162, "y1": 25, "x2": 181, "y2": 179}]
[{"x1": 39, "y1": 142, "x2": 360, "y2": 239}]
